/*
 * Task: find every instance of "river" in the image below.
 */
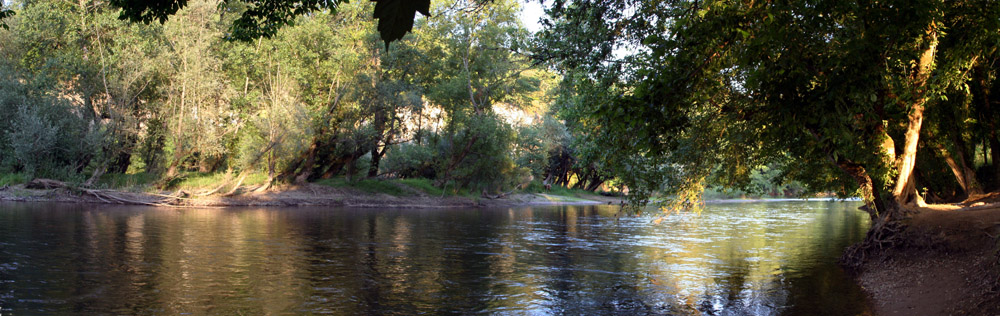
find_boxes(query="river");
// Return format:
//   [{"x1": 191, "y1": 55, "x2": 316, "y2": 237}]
[{"x1": 0, "y1": 201, "x2": 870, "y2": 315}]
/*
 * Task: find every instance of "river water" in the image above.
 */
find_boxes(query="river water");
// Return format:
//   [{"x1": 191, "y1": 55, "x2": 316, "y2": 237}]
[{"x1": 0, "y1": 201, "x2": 870, "y2": 315}]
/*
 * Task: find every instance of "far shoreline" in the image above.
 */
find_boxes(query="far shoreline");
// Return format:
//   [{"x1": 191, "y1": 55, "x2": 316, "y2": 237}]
[{"x1": 0, "y1": 182, "x2": 624, "y2": 209}]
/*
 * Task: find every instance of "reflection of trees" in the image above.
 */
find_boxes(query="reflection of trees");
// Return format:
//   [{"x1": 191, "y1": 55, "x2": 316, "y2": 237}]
[
  {"x1": 0, "y1": 201, "x2": 871, "y2": 314},
  {"x1": 629, "y1": 201, "x2": 871, "y2": 315}
]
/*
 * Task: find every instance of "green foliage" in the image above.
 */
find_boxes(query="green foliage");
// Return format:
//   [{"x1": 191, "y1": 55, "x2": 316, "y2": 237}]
[
  {"x1": 0, "y1": 0, "x2": 611, "y2": 201},
  {"x1": 384, "y1": 142, "x2": 437, "y2": 178},
  {"x1": 540, "y1": 0, "x2": 1000, "y2": 209},
  {"x1": 6, "y1": 105, "x2": 58, "y2": 176},
  {"x1": 397, "y1": 178, "x2": 445, "y2": 196},
  {"x1": 0, "y1": 173, "x2": 28, "y2": 186},
  {"x1": 97, "y1": 172, "x2": 158, "y2": 190},
  {"x1": 315, "y1": 177, "x2": 410, "y2": 196}
]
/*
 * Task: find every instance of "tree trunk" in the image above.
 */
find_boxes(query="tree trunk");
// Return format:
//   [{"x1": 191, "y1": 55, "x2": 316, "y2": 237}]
[
  {"x1": 108, "y1": 147, "x2": 133, "y2": 174},
  {"x1": 434, "y1": 135, "x2": 480, "y2": 187},
  {"x1": 838, "y1": 160, "x2": 891, "y2": 221},
  {"x1": 586, "y1": 178, "x2": 605, "y2": 192},
  {"x1": 934, "y1": 142, "x2": 982, "y2": 197},
  {"x1": 992, "y1": 137, "x2": 1000, "y2": 189},
  {"x1": 891, "y1": 23, "x2": 938, "y2": 206},
  {"x1": 368, "y1": 147, "x2": 382, "y2": 178},
  {"x1": 293, "y1": 143, "x2": 319, "y2": 183}
]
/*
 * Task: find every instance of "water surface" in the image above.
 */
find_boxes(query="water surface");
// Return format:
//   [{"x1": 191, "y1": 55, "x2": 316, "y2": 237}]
[{"x1": 0, "y1": 201, "x2": 870, "y2": 315}]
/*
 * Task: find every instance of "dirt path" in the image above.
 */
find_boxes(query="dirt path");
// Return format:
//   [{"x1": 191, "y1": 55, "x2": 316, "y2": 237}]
[
  {"x1": 857, "y1": 200, "x2": 1000, "y2": 315},
  {"x1": 0, "y1": 183, "x2": 624, "y2": 208}
]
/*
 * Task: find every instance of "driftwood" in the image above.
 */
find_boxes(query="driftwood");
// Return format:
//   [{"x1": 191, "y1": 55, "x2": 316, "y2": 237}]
[
  {"x1": 24, "y1": 178, "x2": 189, "y2": 207},
  {"x1": 26, "y1": 178, "x2": 67, "y2": 189},
  {"x1": 481, "y1": 188, "x2": 517, "y2": 200}
]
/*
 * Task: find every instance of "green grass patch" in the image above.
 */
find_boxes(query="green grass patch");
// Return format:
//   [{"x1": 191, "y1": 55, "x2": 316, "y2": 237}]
[
  {"x1": 97, "y1": 172, "x2": 157, "y2": 190},
  {"x1": 314, "y1": 177, "x2": 411, "y2": 196},
  {"x1": 313, "y1": 177, "x2": 483, "y2": 197},
  {"x1": 397, "y1": 178, "x2": 445, "y2": 196},
  {"x1": 524, "y1": 180, "x2": 603, "y2": 198},
  {"x1": 174, "y1": 172, "x2": 229, "y2": 189},
  {"x1": 0, "y1": 172, "x2": 29, "y2": 186},
  {"x1": 167, "y1": 171, "x2": 270, "y2": 191}
]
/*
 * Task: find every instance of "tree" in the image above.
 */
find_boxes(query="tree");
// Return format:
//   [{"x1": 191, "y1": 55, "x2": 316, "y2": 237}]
[
  {"x1": 413, "y1": 0, "x2": 536, "y2": 191},
  {"x1": 539, "y1": 0, "x2": 1000, "y2": 220}
]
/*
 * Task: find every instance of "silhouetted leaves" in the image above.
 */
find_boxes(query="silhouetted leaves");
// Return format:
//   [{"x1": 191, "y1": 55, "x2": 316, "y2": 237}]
[
  {"x1": 374, "y1": 0, "x2": 431, "y2": 47},
  {"x1": 108, "y1": 0, "x2": 430, "y2": 46}
]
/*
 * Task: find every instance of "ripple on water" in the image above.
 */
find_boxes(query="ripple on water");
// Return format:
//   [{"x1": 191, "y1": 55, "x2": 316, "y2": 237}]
[{"x1": 0, "y1": 201, "x2": 870, "y2": 315}]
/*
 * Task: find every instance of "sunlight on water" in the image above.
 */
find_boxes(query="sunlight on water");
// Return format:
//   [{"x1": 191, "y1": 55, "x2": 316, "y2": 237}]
[{"x1": 0, "y1": 201, "x2": 870, "y2": 315}]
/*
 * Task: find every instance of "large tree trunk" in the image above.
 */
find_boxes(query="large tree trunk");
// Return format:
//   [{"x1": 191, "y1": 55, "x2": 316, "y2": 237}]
[
  {"x1": 838, "y1": 160, "x2": 892, "y2": 221},
  {"x1": 933, "y1": 142, "x2": 982, "y2": 197},
  {"x1": 367, "y1": 147, "x2": 383, "y2": 178},
  {"x1": 891, "y1": 23, "x2": 938, "y2": 207}
]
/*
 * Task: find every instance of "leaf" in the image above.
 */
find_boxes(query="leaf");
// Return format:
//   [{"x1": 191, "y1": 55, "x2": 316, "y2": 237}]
[{"x1": 373, "y1": 0, "x2": 431, "y2": 48}]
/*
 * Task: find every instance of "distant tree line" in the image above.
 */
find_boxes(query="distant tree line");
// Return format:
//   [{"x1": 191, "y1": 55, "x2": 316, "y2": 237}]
[{"x1": 0, "y1": 0, "x2": 627, "y2": 195}]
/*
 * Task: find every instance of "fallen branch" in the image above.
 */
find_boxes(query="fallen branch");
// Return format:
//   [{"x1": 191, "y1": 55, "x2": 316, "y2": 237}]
[{"x1": 223, "y1": 173, "x2": 249, "y2": 196}]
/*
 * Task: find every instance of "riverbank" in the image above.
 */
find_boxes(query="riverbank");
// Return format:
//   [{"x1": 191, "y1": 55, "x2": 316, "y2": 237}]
[
  {"x1": 856, "y1": 193, "x2": 1000, "y2": 315},
  {"x1": 0, "y1": 181, "x2": 625, "y2": 208}
]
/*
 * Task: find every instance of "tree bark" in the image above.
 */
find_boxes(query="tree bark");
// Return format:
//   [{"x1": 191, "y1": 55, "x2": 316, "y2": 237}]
[
  {"x1": 838, "y1": 160, "x2": 891, "y2": 221},
  {"x1": 933, "y1": 141, "x2": 982, "y2": 197},
  {"x1": 891, "y1": 23, "x2": 938, "y2": 206},
  {"x1": 368, "y1": 147, "x2": 383, "y2": 178},
  {"x1": 434, "y1": 134, "x2": 480, "y2": 187},
  {"x1": 992, "y1": 137, "x2": 1000, "y2": 189}
]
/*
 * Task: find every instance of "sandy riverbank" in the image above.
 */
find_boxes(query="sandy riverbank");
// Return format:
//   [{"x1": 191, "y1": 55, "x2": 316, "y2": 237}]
[
  {"x1": 0, "y1": 182, "x2": 625, "y2": 208},
  {"x1": 856, "y1": 193, "x2": 1000, "y2": 315}
]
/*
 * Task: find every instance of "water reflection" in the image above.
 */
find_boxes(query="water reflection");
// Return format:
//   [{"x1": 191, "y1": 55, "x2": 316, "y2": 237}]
[{"x1": 0, "y1": 201, "x2": 870, "y2": 315}]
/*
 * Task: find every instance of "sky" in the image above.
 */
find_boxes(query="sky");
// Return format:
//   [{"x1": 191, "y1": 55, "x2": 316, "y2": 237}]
[{"x1": 518, "y1": 0, "x2": 546, "y2": 33}]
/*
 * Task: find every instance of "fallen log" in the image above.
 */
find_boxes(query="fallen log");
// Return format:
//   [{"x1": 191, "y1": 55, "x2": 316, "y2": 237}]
[{"x1": 25, "y1": 178, "x2": 68, "y2": 189}]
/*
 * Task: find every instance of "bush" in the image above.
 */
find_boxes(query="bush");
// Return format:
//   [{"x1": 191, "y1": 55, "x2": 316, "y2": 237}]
[
  {"x1": 6, "y1": 105, "x2": 59, "y2": 177},
  {"x1": 383, "y1": 142, "x2": 436, "y2": 178}
]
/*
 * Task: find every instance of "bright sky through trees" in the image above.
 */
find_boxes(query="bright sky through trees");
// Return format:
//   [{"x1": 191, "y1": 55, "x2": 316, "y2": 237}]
[{"x1": 518, "y1": 0, "x2": 545, "y2": 33}]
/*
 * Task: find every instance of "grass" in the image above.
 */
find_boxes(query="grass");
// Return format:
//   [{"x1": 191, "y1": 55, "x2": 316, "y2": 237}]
[
  {"x1": 314, "y1": 177, "x2": 411, "y2": 196},
  {"x1": 170, "y1": 171, "x2": 270, "y2": 191},
  {"x1": 314, "y1": 177, "x2": 482, "y2": 197},
  {"x1": 524, "y1": 180, "x2": 605, "y2": 198},
  {"x1": 397, "y1": 178, "x2": 445, "y2": 196},
  {"x1": 0, "y1": 172, "x2": 28, "y2": 186},
  {"x1": 97, "y1": 172, "x2": 158, "y2": 190}
]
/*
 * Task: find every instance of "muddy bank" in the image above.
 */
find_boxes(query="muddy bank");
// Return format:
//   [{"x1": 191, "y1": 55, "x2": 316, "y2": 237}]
[
  {"x1": 856, "y1": 199, "x2": 1000, "y2": 315},
  {"x1": 0, "y1": 182, "x2": 623, "y2": 208}
]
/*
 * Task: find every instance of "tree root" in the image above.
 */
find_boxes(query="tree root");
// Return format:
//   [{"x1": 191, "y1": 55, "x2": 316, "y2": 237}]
[
  {"x1": 841, "y1": 215, "x2": 909, "y2": 269},
  {"x1": 79, "y1": 188, "x2": 185, "y2": 207},
  {"x1": 25, "y1": 178, "x2": 191, "y2": 207},
  {"x1": 482, "y1": 188, "x2": 516, "y2": 200}
]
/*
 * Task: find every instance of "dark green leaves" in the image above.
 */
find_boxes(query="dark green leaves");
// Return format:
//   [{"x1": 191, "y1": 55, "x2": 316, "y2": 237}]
[
  {"x1": 374, "y1": 0, "x2": 431, "y2": 47},
  {"x1": 0, "y1": 7, "x2": 15, "y2": 30}
]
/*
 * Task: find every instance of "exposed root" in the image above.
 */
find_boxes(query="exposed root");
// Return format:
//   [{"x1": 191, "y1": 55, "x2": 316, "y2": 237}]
[
  {"x1": 25, "y1": 178, "x2": 189, "y2": 207},
  {"x1": 841, "y1": 213, "x2": 909, "y2": 269},
  {"x1": 482, "y1": 188, "x2": 517, "y2": 200},
  {"x1": 223, "y1": 173, "x2": 249, "y2": 196},
  {"x1": 80, "y1": 188, "x2": 184, "y2": 207}
]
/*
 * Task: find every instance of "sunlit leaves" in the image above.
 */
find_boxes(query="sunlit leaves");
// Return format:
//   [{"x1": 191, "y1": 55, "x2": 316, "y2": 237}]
[{"x1": 542, "y1": 0, "x2": 1000, "y2": 209}]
